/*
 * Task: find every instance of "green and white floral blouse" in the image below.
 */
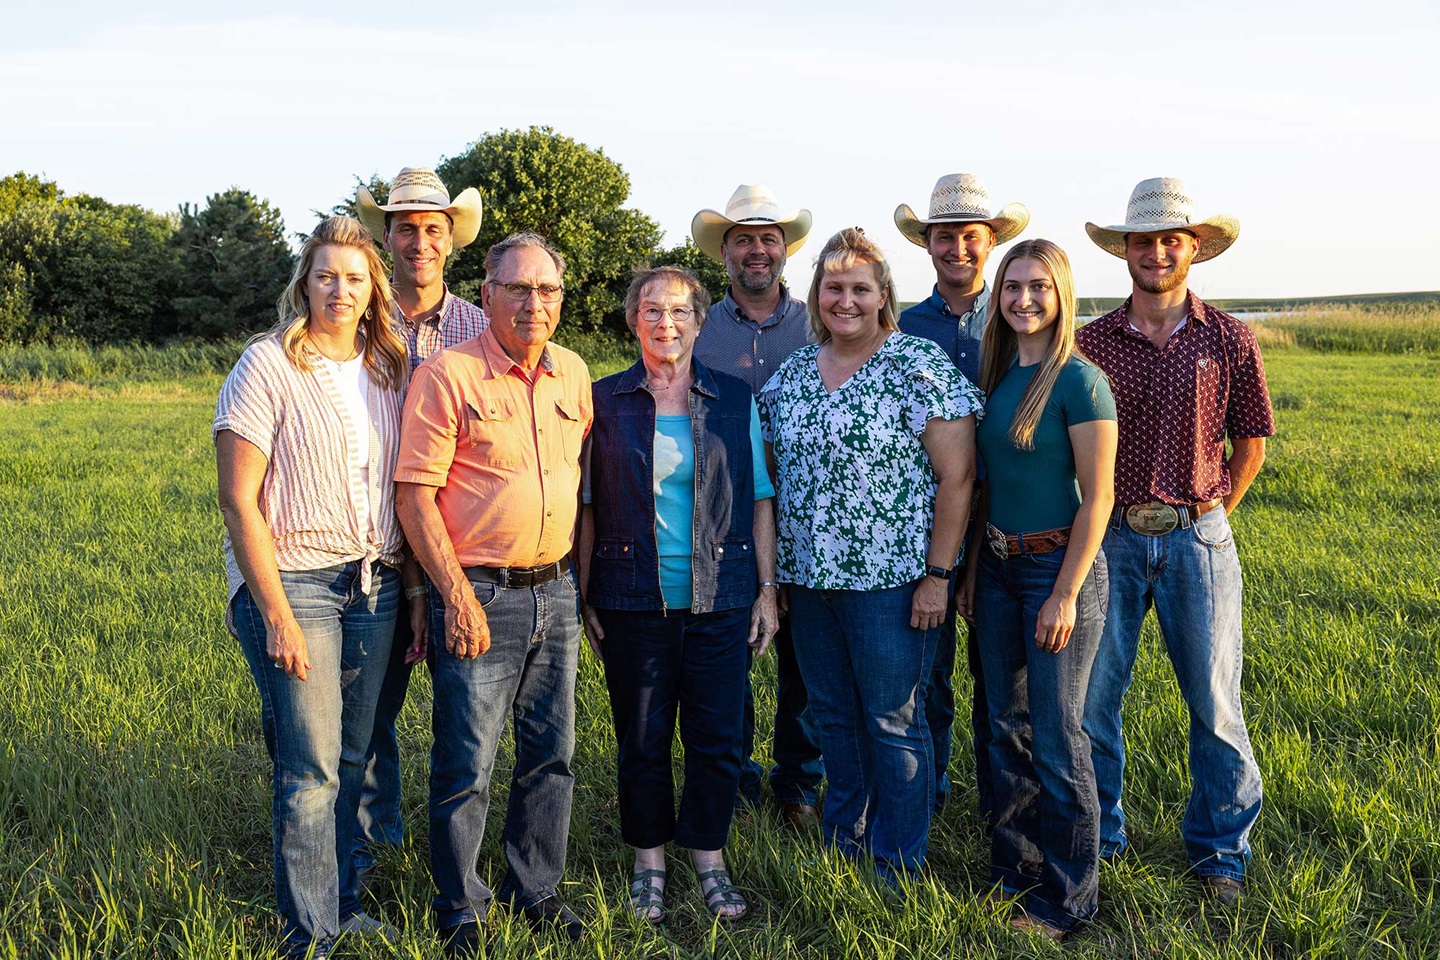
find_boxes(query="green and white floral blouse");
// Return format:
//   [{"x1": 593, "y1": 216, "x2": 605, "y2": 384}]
[{"x1": 757, "y1": 333, "x2": 984, "y2": 591}]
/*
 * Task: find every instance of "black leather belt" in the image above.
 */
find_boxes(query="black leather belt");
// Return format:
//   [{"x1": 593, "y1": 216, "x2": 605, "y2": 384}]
[{"x1": 465, "y1": 556, "x2": 570, "y2": 588}]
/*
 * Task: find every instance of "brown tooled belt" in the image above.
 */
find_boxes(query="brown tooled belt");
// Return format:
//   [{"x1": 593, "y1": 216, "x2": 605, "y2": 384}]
[
  {"x1": 1116, "y1": 499, "x2": 1223, "y2": 536},
  {"x1": 985, "y1": 522, "x2": 1071, "y2": 560}
]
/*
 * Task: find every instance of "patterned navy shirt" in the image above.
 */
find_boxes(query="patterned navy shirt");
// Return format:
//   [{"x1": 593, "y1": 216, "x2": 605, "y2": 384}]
[
  {"x1": 898, "y1": 284, "x2": 989, "y2": 390},
  {"x1": 694, "y1": 284, "x2": 811, "y2": 396}
]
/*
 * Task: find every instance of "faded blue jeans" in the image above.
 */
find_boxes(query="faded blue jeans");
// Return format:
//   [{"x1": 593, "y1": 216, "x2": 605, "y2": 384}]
[
  {"x1": 787, "y1": 582, "x2": 937, "y2": 881},
  {"x1": 229, "y1": 562, "x2": 398, "y2": 957},
  {"x1": 975, "y1": 546, "x2": 1105, "y2": 932},
  {"x1": 1083, "y1": 506, "x2": 1263, "y2": 881},
  {"x1": 428, "y1": 571, "x2": 581, "y2": 931}
]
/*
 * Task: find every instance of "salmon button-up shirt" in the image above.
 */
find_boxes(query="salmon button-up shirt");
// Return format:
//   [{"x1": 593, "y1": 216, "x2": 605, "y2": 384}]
[{"x1": 396, "y1": 326, "x2": 592, "y2": 568}]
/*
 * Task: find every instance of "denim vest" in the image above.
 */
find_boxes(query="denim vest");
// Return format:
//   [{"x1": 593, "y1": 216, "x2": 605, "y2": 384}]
[{"x1": 587, "y1": 358, "x2": 757, "y2": 614}]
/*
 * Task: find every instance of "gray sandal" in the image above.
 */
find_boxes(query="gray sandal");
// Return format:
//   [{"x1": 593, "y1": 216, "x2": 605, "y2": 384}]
[
  {"x1": 628, "y1": 868, "x2": 666, "y2": 923},
  {"x1": 696, "y1": 868, "x2": 748, "y2": 921}
]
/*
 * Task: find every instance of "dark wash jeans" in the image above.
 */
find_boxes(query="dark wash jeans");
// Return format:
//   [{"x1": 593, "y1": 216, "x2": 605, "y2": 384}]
[
  {"x1": 738, "y1": 613, "x2": 825, "y2": 808},
  {"x1": 229, "y1": 562, "x2": 397, "y2": 957},
  {"x1": 975, "y1": 546, "x2": 1106, "y2": 932},
  {"x1": 427, "y1": 571, "x2": 580, "y2": 930},
  {"x1": 1083, "y1": 506, "x2": 1262, "y2": 880},
  {"x1": 598, "y1": 606, "x2": 749, "y2": 850},
  {"x1": 787, "y1": 583, "x2": 937, "y2": 881},
  {"x1": 925, "y1": 565, "x2": 994, "y2": 818}
]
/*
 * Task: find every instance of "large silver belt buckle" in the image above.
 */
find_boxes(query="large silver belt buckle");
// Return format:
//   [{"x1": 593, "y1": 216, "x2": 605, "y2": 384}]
[
  {"x1": 1124, "y1": 502, "x2": 1180, "y2": 536},
  {"x1": 985, "y1": 522, "x2": 1010, "y2": 560}
]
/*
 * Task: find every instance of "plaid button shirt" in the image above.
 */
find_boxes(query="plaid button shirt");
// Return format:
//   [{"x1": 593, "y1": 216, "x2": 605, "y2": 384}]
[
  {"x1": 400, "y1": 286, "x2": 488, "y2": 376},
  {"x1": 1076, "y1": 291, "x2": 1274, "y2": 506}
]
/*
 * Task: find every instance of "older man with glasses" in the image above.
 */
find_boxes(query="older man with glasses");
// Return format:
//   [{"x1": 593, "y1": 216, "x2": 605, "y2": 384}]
[{"x1": 396, "y1": 232, "x2": 592, "y2": 956}]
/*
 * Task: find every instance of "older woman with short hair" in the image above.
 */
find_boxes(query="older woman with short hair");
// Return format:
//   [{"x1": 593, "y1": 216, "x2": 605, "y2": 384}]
[
  {"x1": 579, "y1": 265, "x2": 778, "y2": 923},
  {"x1": 758, "y1": 227, "x2": 982, "y2": 883},
  {"x1": 216, "y1": 216, "x2": 421, "y2": 956}
]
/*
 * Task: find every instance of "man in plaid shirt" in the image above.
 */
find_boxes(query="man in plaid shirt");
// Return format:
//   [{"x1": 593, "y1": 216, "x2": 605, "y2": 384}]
[{"x1": 354, "y1": 167, "x2": 488, "y2": 885}]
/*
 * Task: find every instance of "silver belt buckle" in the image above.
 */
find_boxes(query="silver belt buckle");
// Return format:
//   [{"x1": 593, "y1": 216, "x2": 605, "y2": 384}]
[
  {"x1": 1124, "y1": 502, "x2": 1180, "y2": 536},
  {"x1": 985, "y1": 522, "x2": 1010, "y2": 560}
]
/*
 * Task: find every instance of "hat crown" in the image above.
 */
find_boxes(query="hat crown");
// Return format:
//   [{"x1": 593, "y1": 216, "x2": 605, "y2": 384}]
[
  {"x1": 927, "y1": 173, "x2": 996, "y2": 221},
  {"x1": 386, "y1": 166, "x2": 452, "y2": 208},
  {"x1": 724, "y1": 184, "x2": 787, "y2": 224},
  {"x1": 1122, "y1": 177, "x2": 1196, "y2": 228}
]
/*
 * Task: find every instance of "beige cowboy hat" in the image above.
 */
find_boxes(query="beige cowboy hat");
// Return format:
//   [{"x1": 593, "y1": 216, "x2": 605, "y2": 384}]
[
  {"x1": 357, "y1": 167, "x2": 483, "y2": 250},
  {"x1": 691, "y1": 185, "x2": 813, "y2": 262},
  {"x1": 894, "y1": 173, "x2": 1029, "y2": 247},
  {"x1": 1086, "y1": 177, "x2": 1239, "y2": 263}
]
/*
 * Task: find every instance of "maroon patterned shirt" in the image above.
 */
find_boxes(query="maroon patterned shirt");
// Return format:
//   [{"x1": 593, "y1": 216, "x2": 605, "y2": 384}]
[{"x1": 1076, "y1": 291, "x2": 1274, "y2": 506}]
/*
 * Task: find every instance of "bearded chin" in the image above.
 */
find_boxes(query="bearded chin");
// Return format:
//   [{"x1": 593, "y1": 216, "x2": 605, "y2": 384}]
[{"x1": 1130, "y1": 261, "x2": 1190, "y2": 294}]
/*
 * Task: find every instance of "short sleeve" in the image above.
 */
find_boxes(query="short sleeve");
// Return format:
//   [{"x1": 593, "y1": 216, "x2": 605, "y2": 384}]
[
  {"x1": 1225, "y1": 326, "x2": 1275, "y2": 439},
  {"x1": 395, "y1": 362, "x2": 460, "y2": 486},
  {"x1": 756, "y1": 367, "x2": 785, "y2": 444},
  {"x1": 904, "y1": 339, "x2": 985, "y2": 435},
  {"x1": 1060, "y1": 360, "x2": 1117, "y2": 426},
  {"x1": 213, "y1": 342, "x2": 279, "y2": 459},
  {"x1": 749, "y1": 398, "x2": 775, "y2": 500}
]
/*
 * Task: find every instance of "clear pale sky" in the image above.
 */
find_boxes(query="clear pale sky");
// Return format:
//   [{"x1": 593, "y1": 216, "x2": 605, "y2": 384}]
[{"x1": 3, "y1": 0, "x2": 1435, "y2": 302}]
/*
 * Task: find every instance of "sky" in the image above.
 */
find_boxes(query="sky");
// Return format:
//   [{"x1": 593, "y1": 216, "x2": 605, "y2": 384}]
[{"x1": 2, "y1": 0, "x2": 1436, "y2": 303}]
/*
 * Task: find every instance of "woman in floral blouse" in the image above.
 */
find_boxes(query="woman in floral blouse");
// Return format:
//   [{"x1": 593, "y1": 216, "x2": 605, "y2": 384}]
[{"x1": 757, "y1": 227, "x2": 983, "y2": 882}]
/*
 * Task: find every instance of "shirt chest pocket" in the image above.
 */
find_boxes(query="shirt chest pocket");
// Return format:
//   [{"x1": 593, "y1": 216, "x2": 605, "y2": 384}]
[
  {"x1": 461, "y1": 398, "x2": 524, "y2": 467},
  {"x1": 554, "y1": 397, "x2": 587, "y2": 466},
  {"x1": 1193, "y1": 353, "x2": 1228, "y2": 443}
]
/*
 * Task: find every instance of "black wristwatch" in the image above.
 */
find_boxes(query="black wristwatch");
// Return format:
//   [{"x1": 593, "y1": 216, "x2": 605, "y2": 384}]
[{"x1": 925, "y1": 564, "x2": 953, "y2": 581}]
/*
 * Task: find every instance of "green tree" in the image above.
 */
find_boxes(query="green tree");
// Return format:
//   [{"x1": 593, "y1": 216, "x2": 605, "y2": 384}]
[
  {"x1": 651, "y1": 237, "x2": 732, "y2": 306},
  {"x1": 435, "y1": 126, "x2": 663, "y2": 334},
  {"x1": 172, "y1": 188, "x2": 295, "y2": 338}
]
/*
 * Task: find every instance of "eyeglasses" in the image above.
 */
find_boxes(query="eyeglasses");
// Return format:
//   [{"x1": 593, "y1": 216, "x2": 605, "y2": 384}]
[
  {"x1": 489, "y1": 281, "x2": 565, "y2": 303},
  {"x1": 638, "y1": 305, "x2": 695, "y2": 324}
]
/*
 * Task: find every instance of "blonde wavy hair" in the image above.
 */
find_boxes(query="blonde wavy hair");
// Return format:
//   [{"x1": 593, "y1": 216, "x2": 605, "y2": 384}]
[
  {"x1": 264, "y1": 216, "x2": 406, "y2": 391},
  {"x1": 978, "y1": 239, "x2": 1079, "y2": 451},
  {"x1": 805, "y1": 227, "x2": 899, "y2": 345}
]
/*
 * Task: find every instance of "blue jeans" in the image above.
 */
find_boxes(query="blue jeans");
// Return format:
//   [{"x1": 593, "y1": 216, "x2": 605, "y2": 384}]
[
  {"x1": 598, "y1": 606, "x2": 749, "y2": 850},
  {"x1": 354, "y1": 592, "x2": 419, "y2": 872},
  {"x1": 228, "y1": 562, "x2": 398, "y2": 956},
  {"x1": 1083, "y1": 507, "x2": 1262, "y2": 881},
  {"x1": 428, "y1": 572, "x2": 581, "y2": 930},
  {"x1": 975, "y1": 547, "x2": 1105, "y2": 931},
  {"x1": 787, "y1": 582, "x2": 937, "y2": 880},
  {"x1": 926, "y1": 567, "x2": 994, "y2": 817},
  {"x1": 738, "y1": 614, "x2": 825, "y2": 807}
]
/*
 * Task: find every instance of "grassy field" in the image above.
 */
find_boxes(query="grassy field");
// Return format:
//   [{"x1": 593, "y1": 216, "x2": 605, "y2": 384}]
[{"x1": 1, "y1": 310, "x2": 1438, "y2": 958}]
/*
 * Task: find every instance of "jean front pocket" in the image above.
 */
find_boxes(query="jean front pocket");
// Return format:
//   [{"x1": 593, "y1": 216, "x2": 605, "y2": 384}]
[
  {"x1": 468, "y1": 580, "x2": 502, "y2": 609},
  {"x1": 1191, "y1": 509, "x2": 1234, "y2": 551}
]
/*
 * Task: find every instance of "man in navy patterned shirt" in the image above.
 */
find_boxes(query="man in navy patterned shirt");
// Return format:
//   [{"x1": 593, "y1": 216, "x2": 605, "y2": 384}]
[
  {"x1": 894, "y1": 174, "x2": 1029, "y2": 819},
  {"x1": 690, "y1": 185, "x2": 823, "y2": 828}
]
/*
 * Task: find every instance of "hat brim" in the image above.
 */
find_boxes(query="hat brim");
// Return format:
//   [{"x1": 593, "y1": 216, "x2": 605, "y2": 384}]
[
  {"x1": 1084, "y1": 215, "x2": 1238, "y2": 263},
  {"x1": 356, "y1": 186, "x2": 484, "y2": 250},
  {"x1": 893, "y1": 201, "x2": 1029, "y2": 248},
  {"x1": 690, "y1": 208, "x2": 813, "y2": 262}
]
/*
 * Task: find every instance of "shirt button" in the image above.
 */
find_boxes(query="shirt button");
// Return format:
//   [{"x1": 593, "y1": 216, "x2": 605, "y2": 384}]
[
  {"x1": 959, "y1": 352, "x2": 967, "y2": 358},
  {"x1": 759, "y1": 358, "x2": 765, "y2": 364}
]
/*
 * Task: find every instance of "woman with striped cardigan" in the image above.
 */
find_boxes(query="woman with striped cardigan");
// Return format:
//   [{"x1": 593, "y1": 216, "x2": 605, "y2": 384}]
[{"x1": 214, "y1": 216, "x2": 420, "y2": 957}]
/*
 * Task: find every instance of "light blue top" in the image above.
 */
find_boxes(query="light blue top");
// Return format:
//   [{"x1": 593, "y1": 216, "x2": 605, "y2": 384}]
[{"x1": 655, "y1": 401, "x2": 775, "y2": 609}]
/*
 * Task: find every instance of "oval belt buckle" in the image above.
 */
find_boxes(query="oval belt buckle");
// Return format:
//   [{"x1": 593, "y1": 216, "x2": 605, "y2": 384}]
[{"x1": 1126, "y1": 503, "x2": 1179, "y2": 536}]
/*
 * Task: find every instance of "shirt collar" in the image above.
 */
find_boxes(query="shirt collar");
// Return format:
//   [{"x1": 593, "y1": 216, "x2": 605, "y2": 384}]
[
  {"x1": 479, "y1": 325, "x2": 557, "y2": 378},
  {"x1": 395, "y1": 284, "x2": 454, "y2": 328},
  {"x1": 613, "y1": 358, "x2": 719, "y2": 398},
  {"x1": 722, "y1": 282, "x2": 797, "y2": 327},
  {"x1": 1111, "y1": 289, "x2": 1208, "y2": 337},
  {"x1": 926, "y1": 283, "x2": 989, "y2": 321}
]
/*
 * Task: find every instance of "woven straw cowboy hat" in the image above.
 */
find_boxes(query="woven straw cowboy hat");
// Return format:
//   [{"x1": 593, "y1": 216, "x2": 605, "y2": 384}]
[
  {"x1": 1086, "y1": 177, "x2": 1239, "y2": 263},
  {"x1": 357, "y1": 167, "x2": 483, "y2": 250},
  {"x1": 691, "y1": 185, "x2": 813, "y2": 262},
  {"x1": 893, "y1": 173, "x2": 1029, "y2": 247}
]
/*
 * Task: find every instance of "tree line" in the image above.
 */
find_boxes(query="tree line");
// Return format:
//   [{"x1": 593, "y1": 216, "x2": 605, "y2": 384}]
[{"x1": 0, "y1": 126, "x2": 727, "y2": 344}]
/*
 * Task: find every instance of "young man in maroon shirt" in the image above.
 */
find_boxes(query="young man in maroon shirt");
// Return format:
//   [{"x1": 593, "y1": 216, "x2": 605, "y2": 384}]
[{"x1": 1077, "y1": 178, "x2": 1273, "y2": 905}]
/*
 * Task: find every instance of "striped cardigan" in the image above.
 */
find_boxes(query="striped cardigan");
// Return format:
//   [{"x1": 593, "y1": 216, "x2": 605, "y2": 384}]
[{"x1": 214, "y1": 336, "x2": 405, "y2": 600}]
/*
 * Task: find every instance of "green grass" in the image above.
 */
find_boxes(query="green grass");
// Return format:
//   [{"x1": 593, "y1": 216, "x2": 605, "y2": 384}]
[{"x1": 2, "y1": 315, "x2": 1438, "y2": 957}]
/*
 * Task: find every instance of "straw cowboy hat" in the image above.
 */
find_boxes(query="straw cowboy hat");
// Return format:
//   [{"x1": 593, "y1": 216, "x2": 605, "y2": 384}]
[
  {"x1": 357, "y1": 167, "x2": 483, "y2": 250},
  {"x1": 691, "y1": 185, "x2": 813, "y2": 262},
  {"x1": 1086, "y1": 177, "x2": 1239, "y2": 263},
  {"x1": 894, "y1": 173, "x2": 1029, "y2": 247}
]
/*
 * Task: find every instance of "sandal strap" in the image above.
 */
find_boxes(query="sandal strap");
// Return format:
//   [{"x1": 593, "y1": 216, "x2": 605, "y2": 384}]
[
  {"x1": 697, "y1": 869, "x2": 747, "y2": 909},
  {"x1": 629, "y1": 868, "x2": 667, "y2": 885}
]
